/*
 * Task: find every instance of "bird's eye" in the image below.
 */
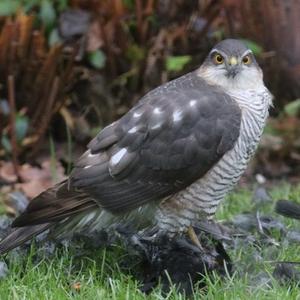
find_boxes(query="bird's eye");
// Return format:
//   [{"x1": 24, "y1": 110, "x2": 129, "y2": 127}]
[
  {"x1": 213, "y1": 53, "x2": 224, "y2": 65},
  {"x1": 242, "y1": 55, "x2": 251, "y2": 65}
]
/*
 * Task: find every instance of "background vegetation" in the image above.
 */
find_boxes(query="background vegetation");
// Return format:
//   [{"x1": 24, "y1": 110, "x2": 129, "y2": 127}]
[
  {"x1": 0, "y1": 0, "x2": 299, "y2": 184},
  {"x1": 0, "y1": 1, "x2": 299, "y2": 299}
]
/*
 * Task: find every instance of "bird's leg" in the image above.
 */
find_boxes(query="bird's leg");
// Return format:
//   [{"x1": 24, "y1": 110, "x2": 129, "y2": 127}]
[{"x1": 187, "y1": 226, "x2": 204, "y2": 251}]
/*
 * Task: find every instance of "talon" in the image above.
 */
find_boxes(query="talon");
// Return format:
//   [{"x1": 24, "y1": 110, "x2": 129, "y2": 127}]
[{"x1": 187, "y1": 226, "x2": 204, "y2": 251}]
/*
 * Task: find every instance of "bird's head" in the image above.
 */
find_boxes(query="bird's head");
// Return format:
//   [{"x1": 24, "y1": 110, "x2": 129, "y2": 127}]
[{"x1": 198, "y1": 39, "x2": 264, "y2": 91}]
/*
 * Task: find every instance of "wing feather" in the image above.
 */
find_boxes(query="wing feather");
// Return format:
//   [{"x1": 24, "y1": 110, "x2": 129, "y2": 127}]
[{"x1": 70, "y1": 71, "x2": 241, "y2": 213}]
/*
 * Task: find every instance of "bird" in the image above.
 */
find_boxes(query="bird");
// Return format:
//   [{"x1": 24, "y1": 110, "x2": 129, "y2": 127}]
[{"x1": 0, "y1": 39, "x2": 272, "y2": 254}]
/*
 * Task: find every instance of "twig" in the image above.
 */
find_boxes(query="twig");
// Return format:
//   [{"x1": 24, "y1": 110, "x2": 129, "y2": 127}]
[
  {"x1": 98, "y1": 15, "x2": 116, "y2": 77},
  {"x1": 7, "y1": 75, "x2": 21, "y2": 181},
  {"x1": 198, "y1": 2, "x2": 221, "y2": 39},
  {"x1": 31, "y1": 45, "x2": 62, "y2": 126},
  {"x1": 29, "y1": 76, "x2": 60, "y2": 157},
  {"x1": 135, "y1": 0, "x2": 144, "y2": 43}
]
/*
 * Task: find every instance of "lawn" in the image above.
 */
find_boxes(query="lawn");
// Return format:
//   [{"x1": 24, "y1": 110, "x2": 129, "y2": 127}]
[{"x1": 0, "y1": 184, "x2": 300, "y2": 300}]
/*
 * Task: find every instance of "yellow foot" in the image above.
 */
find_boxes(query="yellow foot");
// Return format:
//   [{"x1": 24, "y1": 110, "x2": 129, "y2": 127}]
[{"x1": 187, "y1": 226, "x2": 204, "y2": 251}]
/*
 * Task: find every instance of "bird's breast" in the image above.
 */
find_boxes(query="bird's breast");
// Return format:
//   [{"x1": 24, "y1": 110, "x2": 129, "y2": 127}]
[{"x1": 156, "y1": 89, "x2": 271, "y2": 233}]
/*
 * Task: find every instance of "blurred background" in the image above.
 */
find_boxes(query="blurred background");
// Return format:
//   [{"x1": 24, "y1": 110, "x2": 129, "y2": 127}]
[{"x1": 0, "y1": 0, "x2": 299, "y2": 209}]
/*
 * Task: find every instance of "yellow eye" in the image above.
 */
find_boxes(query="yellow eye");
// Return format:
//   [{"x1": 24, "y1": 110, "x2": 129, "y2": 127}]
[
  {"x1": 213, "y1": 53, "x2": 224, "y2": 65},
  {"x1": 242, "y1": 55, "x2": 251, "y2": 65}
]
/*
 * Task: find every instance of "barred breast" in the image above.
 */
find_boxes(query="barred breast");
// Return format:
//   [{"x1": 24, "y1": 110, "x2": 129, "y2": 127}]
[{"x1": 156, "y1": 89, "x2": 272, "y2": 234}]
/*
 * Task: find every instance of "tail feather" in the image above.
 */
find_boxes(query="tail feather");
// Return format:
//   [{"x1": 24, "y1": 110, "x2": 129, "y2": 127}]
[
  {"x1": 12, "y1": 181, "x2": 97, "y2": 227},
  {"x1": 0, "y1": 224, "x2": 51, "y2": 255},
  {"x1": 275, "y1": 200, "x2": 300, "y2": 220},
  {"x1": 0, "y1": 181, "x2": 97, "y2": 254}
]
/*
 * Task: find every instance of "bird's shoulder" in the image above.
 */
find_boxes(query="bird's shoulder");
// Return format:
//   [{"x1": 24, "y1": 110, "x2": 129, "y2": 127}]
[{"x1": 89, "y1": 70, "x2": 241, "y2": 156}]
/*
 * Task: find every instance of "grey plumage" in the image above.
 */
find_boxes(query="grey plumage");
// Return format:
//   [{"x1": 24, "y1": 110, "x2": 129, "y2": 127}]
[
  {"x1": 70, "y1": 72, "x2": 241, "y2": 214},
  {"x1": 0, "y1": 39, "x2": 272, "y2": 254}
]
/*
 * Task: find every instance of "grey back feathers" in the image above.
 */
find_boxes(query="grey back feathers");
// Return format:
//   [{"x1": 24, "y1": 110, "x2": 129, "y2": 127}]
[
  {"x1": 70, "y1": 72, "x2": 241, "y2": 213},
  {"x1": 11, "y1": 71, "x2": 241, "y2": 227}
]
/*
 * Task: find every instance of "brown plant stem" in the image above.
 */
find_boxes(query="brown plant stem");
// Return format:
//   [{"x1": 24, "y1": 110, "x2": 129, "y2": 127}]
[
  {"x1": 29, "y1": 76, "x2": 60, "y2": 158},
  {"x1": 8, "y1": 75, "x2": 21, "y2": 181}
]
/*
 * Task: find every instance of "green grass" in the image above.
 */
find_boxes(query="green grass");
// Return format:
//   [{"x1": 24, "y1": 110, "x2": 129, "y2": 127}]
[{"x1": 1, "y1": 184, "x2": 300, "y2": 300}]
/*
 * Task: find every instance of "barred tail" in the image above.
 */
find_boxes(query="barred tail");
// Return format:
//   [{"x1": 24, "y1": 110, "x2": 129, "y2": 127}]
[
  {"x1": 0, "y1": 181, "x2": 97, "y2": 255},
  {"x1": 0, "y1": 224, "x2": 51, "y2": 255}
]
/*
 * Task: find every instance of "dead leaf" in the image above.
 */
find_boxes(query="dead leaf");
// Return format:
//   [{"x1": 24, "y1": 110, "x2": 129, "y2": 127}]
[
  {"x1": 0, "y1": 161, "x2": 17, "y2": 183},
  {"x1": 15, "y1": 160, "x2": 66, "y2": 199},
  {"x1": 86, "y1": 21, "x2": 103, "y2": 52}
]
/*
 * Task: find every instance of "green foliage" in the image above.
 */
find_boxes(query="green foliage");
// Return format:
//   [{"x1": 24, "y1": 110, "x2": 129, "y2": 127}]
[
  {"x1": 48, "y1": 28, "x2": 61, "y2": 46},
  {"x1": 216, "y1": 189, "x2": 253, "y2": 220},
  {"x1": 122, "y1": 0, "x2": 135, "y2": 10},
  {"x1": 19, "y1": 0, "x2": 40, "y2": 12},
  {"x1": 0, "y1": 0, "x2": 68, "y2": 41},
  {"x1": 284, "y1": 99, "x2": 300, "y2": 117},
  {"x1": 241, "y1": 39, "x2": 263, "y2": 56},
  {"x1": 166, "y1": 55, "x2": 192, "y2": 72},
  {"x1": 90, "y1": 126, "x2": 103, "y2": 138},
  {"x1": 39, "y1": 0, "x2": 56, "y2": 32},
  {"x1": 0, "y1": 113, "x2": 29, "y2": 155},
  {"x1": 48, "y1": 28, "x2": 62, "y2": 46},
  {"x1": 88, "y1": 50, "x2": 107, "y2": 70},
  {"x1": 0, "y1": 193, "x2": 7, "y2": 215},
  {"x1": 56, "y1": 0, "x2": 68, "y2": 12},
  {"x1": 262, "y1": 122, "x2": 279, "y2": 136},
  {"x1": 0, "y1": 0, "x2": 19, "y2": 16},
  {"x1": 0, "y1": 0, "x2": 69, "y2": 16},
  {"x1": 1, "y1": 135, "x2": 11, "y2": 153},
  {"x1": 15, "y1": 114, "x2": 29, "y2": 143},
  {"x1": 126, "y1": 44, "x2": 145, "y2": 63}
]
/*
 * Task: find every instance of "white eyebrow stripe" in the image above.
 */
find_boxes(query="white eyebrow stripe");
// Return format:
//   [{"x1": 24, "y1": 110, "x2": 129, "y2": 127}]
[
  {"x1": 209, "y1": 49, "x2": 226, "y2": 57},
  {"x1": 210, "y1": 49, "x2": 252, "y2": 57},
  {"x1": 242, "y1": 49, "x2": 252, "y2": 56}
]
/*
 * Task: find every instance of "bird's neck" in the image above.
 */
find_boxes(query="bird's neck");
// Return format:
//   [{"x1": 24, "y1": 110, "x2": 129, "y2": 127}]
[
  {"x1": 197, "y1": 66, "x2": 268, "y2": 96},
  {"x1": 227, "y1": 88, "x2": 273, "y2": 116},
  {"x1": 196, "y1": 68, "x2": 273, "y2": 113}
]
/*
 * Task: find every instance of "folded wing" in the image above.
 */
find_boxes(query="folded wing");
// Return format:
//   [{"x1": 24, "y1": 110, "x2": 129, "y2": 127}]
[{"x1": 70, "y1": 73, "x2": 242, "y2": 213}]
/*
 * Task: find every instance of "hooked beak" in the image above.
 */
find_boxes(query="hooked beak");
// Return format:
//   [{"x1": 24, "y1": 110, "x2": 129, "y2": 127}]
[
  {"x1": 228, "y1": 56, "x2": 238, "y2": 66},
  {"x1": 226, "y1": 56, "x2": 241, "y2": 78}
]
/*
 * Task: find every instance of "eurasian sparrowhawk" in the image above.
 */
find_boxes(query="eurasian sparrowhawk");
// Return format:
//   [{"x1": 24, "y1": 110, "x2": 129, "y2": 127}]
[{"x1": 0, "y1": 39, "x2": 272, "y2": 253}]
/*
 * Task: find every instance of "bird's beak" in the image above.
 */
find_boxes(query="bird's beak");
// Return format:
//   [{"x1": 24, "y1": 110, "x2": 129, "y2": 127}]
[
  {"x1": 226, "y1": 56, "x2": 240, "y2": 78},
  {"x1": 228, "y1": 56, "x2": 238, "y2": 66}
]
